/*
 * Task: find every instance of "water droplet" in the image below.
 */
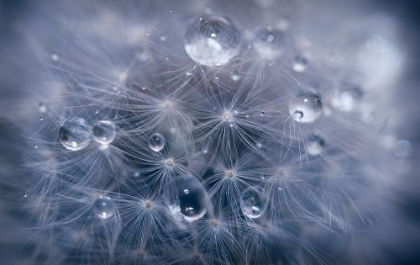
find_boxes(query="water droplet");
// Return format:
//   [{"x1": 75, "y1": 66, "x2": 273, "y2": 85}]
[
  {"x1": 256, "y1": 142, "x2": 263, "y2": 149},
  {"x1": 253, "y1": 27, "x2": 287, "y2": 60},
  {"x1": 289, "y1": 91, "x2": 322, "y2": 123},
  {"x1": 293, "y1": 55, "x2": 308, "y2": 72},
  {"x1": 39, "y1": 117, "x2": 43, "y2": 121},
  {"x1": 134, "y1": 172, "x2": 140, "y2": 177},
  {"x1": 162, "y1": 176, "x2": 208, "y2": 222},
  {"x1": 214, "y1": 74, "x2": 219, "y2": 80},
  {"x1": 93, "y1": 195, "x2": 116, "y2": 220},
  {"x1": 51, "y1": 54, "x2": 59, "y2": 61},
  {"x1": 394, "y1": 140, "x2": 412, "y2": 158},
  {"x1": 260, "y1": 173, "x2": 265, "y2": 180},
  {"x1": 23, "y1": 192, "x2": 28, "y2": 198},
  {"x1": 34, "y1": 144, "x2": 38, "y2": 149},
  {"x1": 93, "y1": 120, "x2": 116, "y2": 145},
  {"x1": 170, "y1": 127, "x2": 176, "y2": 134},
  {"x1": 305, "y1": 134, "x2": 325, "y2": 156},
  {"x1": 240, "y1": 186, "x2": 266, "y2": 219},
  {"x1": 169, "y1": 9, "x2": 173, "y2": 13},
  {"x1": 160, "y1": 34, "x2": 167, "y2": 41},
  {"x1": 184, "y1": 14, "x2": 241, "y2": 66},
  {"x1": 260, "y1": 111, "x2": 265, "y2": 116},
  {"x1": 231, "y1": 70, "x2": 241, "y2": 81},
  {"x1": 202, "y1": 145, "x2": 209, "y2": 154},
  {"x1": 229, "y1": 122, "x2": 234, "y2": 128},
  {"x1": 148, "y1": 133, "x2": 166, "y2": 152},
  {"x1": 39, "y1": 102, "x2": 47, "y2": 113},
  {"x1": 59, "y1": 118, "x2": 92, "y2": 151}
]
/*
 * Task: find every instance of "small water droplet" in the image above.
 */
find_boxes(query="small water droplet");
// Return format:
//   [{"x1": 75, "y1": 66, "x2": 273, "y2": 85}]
[
  {"x1": 34, "y1": 144, "x2": 38, "y2": 149},
  {"x1": 39, "y1": 117, "x2": 43, "y2": 121},
  {"x1": 160, "y1": 35, "x2": 167, "y2": 41},
  {"x1": 240, "y1": 187, "x2": 266, "y2": 219},
  {"x1": 292, "y1": 55, "x2": 308, "y2": 72},
  {"x1": 148, "y1": 133, "x2": 166, "y2": 152},
  {"x1": 51, "y1": 54, "x2": 59, "y2": 61},
  {"x1": 260, "y1": 111, "x2": 265, "y2": 116},
  {"x1": 134, "y1": 172, "x2": 140, "y2": 177},
  {"x1": 39, "y1": 102, "x2": 47, "y2": 113},
  {"x1": 214, "y1": 74, "x2": 219, "y2": 80},
  {"x1": 230, "y1": 70, "x2": 241, "y2": 81},
  {"x1": 229, "y1": 122, "x2": 234, "y2": 128},
  {"x1": 23, "y1": 192, "x2": 28, "y2": 198},
  {"x1": 59, "y1": 118, "x2": 92, "y2": 151},
  {"x1": 169, "y1": 9, "x2": 173, "y2": 13},
  {"x1": 93, "y1": 196, "x2": 116, "y2": 220},
  {"x1": 202, "y1": 145, "x2": 209, "y2": 154},
  {"x1": 93, "y1": 120, "x2": 116, "y2": 145}
]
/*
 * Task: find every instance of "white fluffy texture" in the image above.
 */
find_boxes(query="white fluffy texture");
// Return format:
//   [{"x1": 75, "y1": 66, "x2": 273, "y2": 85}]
[{"x1": 0, "y1": 0, "x2": 418, "y2": 264}]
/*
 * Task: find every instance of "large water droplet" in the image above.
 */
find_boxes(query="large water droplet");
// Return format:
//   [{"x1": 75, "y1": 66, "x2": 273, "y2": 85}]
[
  {"x1": 93, "y1": 120, "x2": 116, "y2": 145},
  {"x1": 162, "y1": 176, "x2": 208, "y2": 222},
  {"x1": 148, "y1": 133, "x2": 166, "y2": 152},
  {"x1": 289, "y1": 91, "x2": 322, "y2": 123},
  {"x1": 305, "y1": 134, "x2": 325, "y2": 156},
  {"x1": 93, "y1": 195, "x2": 116, "y2": 220},
  {"x1": 240, "y1": 186, "x2": 266, "y2": 219},
  {"x1": 59, "y1": 118, "x2": 92, "y2": 151},
  {"x1": 184, "y1": 14, "x2": 241, "y2": 67},
  {"x1": 253, "y1": 27, "x2": 287, "y2": 60}
]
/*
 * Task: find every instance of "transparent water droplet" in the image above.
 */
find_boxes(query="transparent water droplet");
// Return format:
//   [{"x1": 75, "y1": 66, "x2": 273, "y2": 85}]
[
  {"x1": 162, "y1": 176, "x2": 208, "y2": 222},
  {"x1": 51, "y1": 54, "x2": 59, "y2": 61},
  {"x1": 34, "y1": 144, "x2": 38, "y2": 149},
  {"x1": 93, "y1": 120, "x2": 116, "y2": 145},
  {"x1": 260, "y1": 111, "x2": 265, "y2": 116},
  {"x1": 292, "y1": 55, "x2": 308, "y2": 72},
  {"x1": 289, "y1": 91, "x2": 322, "y2": 123},
  {"x1": 231, "y1": 70, "x2": 241, "y2": 81},
  {"x1": 260, "y1": 173, "x2": 265, "y2": 180},
  {"x1": 229, "y1": 122, "x2": 234, "y2": 128},
  {"x1": 169, "y1": 9, "x2": 173, "y2": 13},
  {"x1": 184, "y1": 14, "x2": 241, "y2": 66},
  {"x1": 240, "y1": 186, "x2": 266, "y2": 219},
  {"x1": 305, "y1": 134, "x2": 325, "y2": 156},
  {"x1": 148, "y1": 133, "x2": 166, "y2": 152},
  {"x1": 202, "y1": 145, "x2": 209, "y2": 154},
  {"x1": 160, "y1": 35, "x2": 167, "y2": 41},
  {"x1": 39, "y1": 102, "x2": 47, "y2": 113},
  {"x1": 214, "y1": 74, "x2": 219, "y2": 80},
  {"x1": 23, "y1": 192, "x2": 28, "y2": 198},
  {"x1": 256, "y1": 142, "x2": 263, "y2": 149},
  {"x1": 59, "y1": 118, "x2": 92, "y2": 151},
  {"x1": 93, "y1": 195, "x2": 116, "y2": 220},
  {"x1": 39, "y1": 117, "x2": 43, "y2": 121},
  {"x1": 134, "y1": 172, "x2": 140, "y2": 177},
  {"x1": 253, "y1": 27, "x2": 287, "y2": 60},
  {"x1": 394, "y1": 140, "x2": 412, "y2": 158},
  {"x1": 170, "y1": 127, "x2": 176, "y2": 134}
]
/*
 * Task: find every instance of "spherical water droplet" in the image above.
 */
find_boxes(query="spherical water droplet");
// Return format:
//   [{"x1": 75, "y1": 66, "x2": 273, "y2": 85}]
[
  {"x1": 292, "y1": 55, "x2": 308, "y2": 72},
  {"x1": 148, "y1": 133, "x2": 166, "y2": 152},
  {"x1": 229, "y1": 122, "x2": 234, "y2": 128},
  {"x1": 59, "y1": 118, "x2": 92, "y2": 151},
  {"x1": 51, "y1": 54, "x2": 59, "y2": 61},
  {"x1": 289, "y1": 91, "x2": 322, "y2": 123},
  {"x1": 394, "y1": 140, "x2": 412, "y2": 158},
  {"x1": 93, "y1": 195, "x2": 116, "y2": 220},
  {"x1": 39, "y1": 102, "x2": 47, "y2": 113},
  {"x1": 39, "y1": 117, "x2": 43, "y2": 121},
  {"x1": 253, "y1": 27, "x2": 287, "y2": 60},
  {"x1": 184, "y1": 14, "x2": 241, "y2": 67},
  {"x1": 134, "y1": 172, "x2": 140, "y2": 177},
  {"x1": 231, "y1": 70, "x2": 241, "y2": 81},
  {"x1": 260, "y1": 111, "x2": 265, "y2": 116},
  {"x1": 305, "y1": 134, "x2": 325, "y2": 156},
  {"x1": 93, "y1": 120, "x2": 116, "y2": 145},
  {"x1": 169, "y1": 9, "x2": 173, "y2": 13},
  {"x1": 160, "y1": 35, "x2": 167, "y2": 41},
  {"x1": 162, "y1": 176, "x2": 208, "y2": 222},
  {"x1": 202, "y1": 145, "x2": 209, "y2": 154},
  {"x1": 23, "y1": 192, "x2": 28, "y2": 198},
  {"x1": 240, "y1": 186, "x2": 266, "y2": 219},
  {"x1": 34, "y1": 144, "x2": 38, "y2": 149}
]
